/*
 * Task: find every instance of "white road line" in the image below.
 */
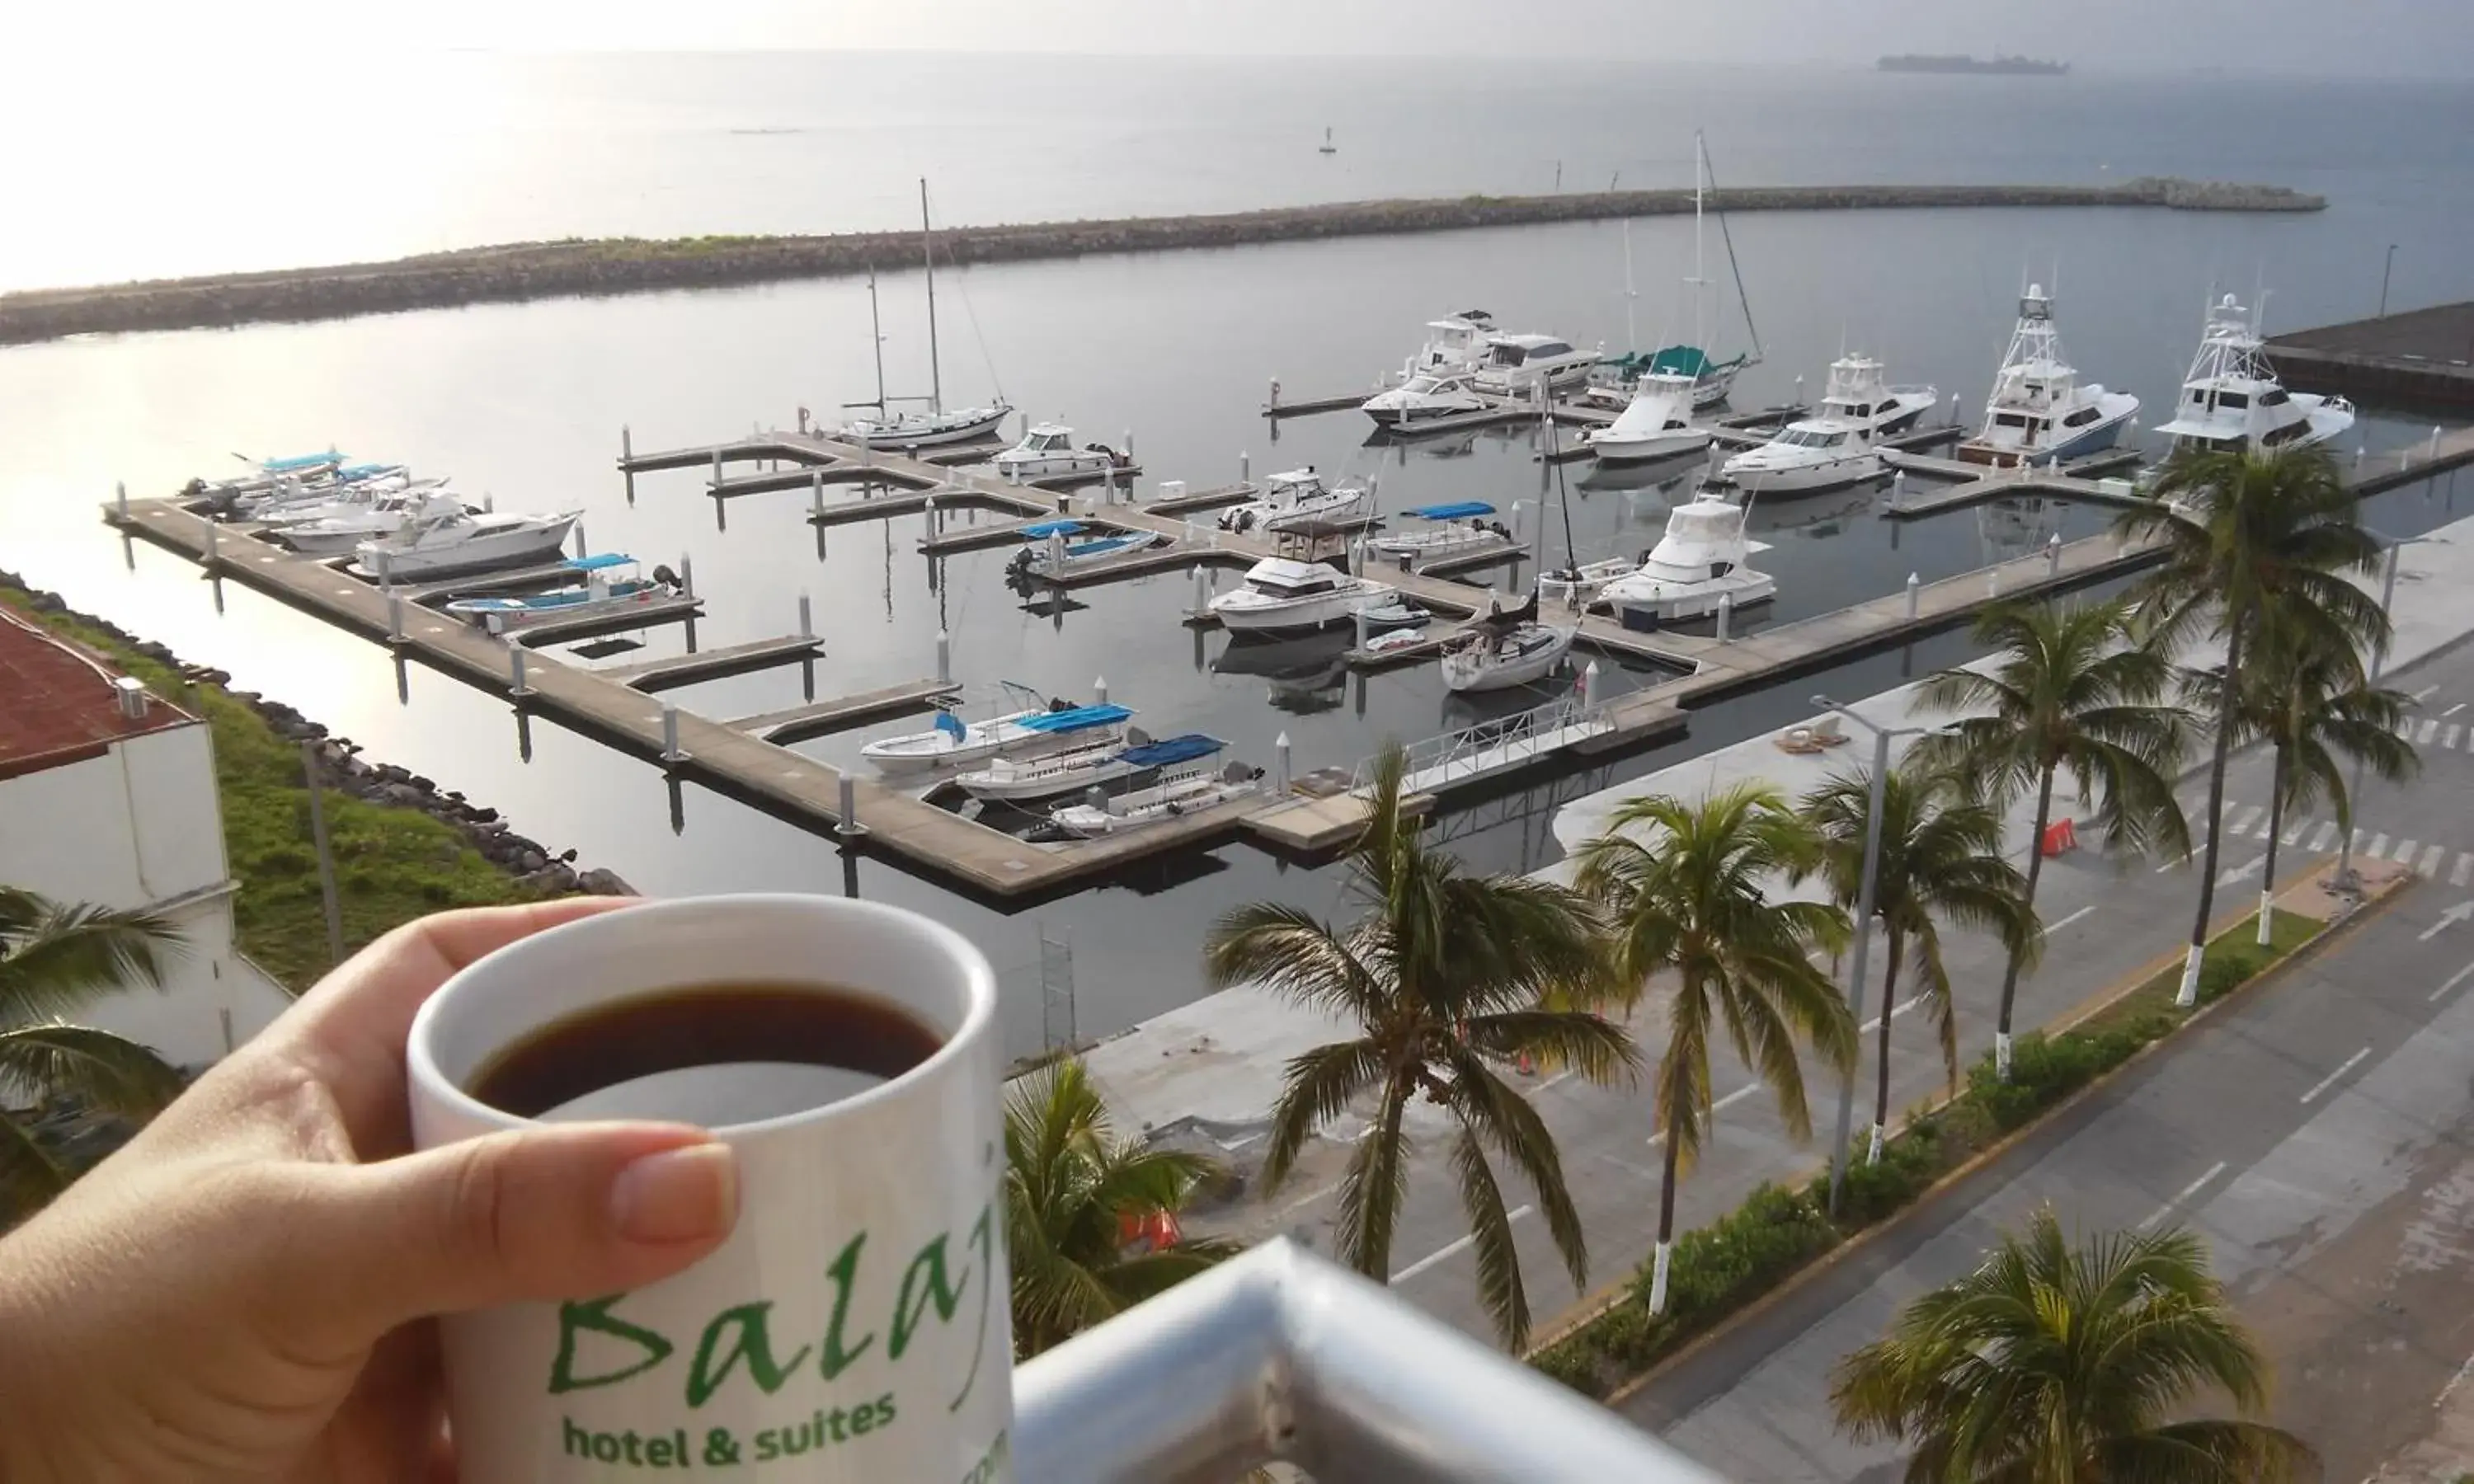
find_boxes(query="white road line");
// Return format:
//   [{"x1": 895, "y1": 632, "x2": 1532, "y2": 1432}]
[
  {"x1": 2228, "y1": 805, "x2": 2265, "y2": 838},
  {"x1": 2281, "y1": 816, "x2": 2308, "y2": 847},
  {"x1": 1533, "y1": 1068, "x2": 1577, "y2": 1093},
  {"x1": 2422, "y1": 844, "x2": 2448, "y2": 878},
  {"x1": 2045, "y1": 905, "x2": 2098, "y2": 934},
  {"x1": 2447, "y1": 702, "x2": 2468, "y2": 719},
  {"x1": 1859, "y1": 996, "x2": 1929, "y2": 1035},
  {"x1": 1392, "y1": 1205, "x2": 1534, "y2": 1283},
  {"x1": 2138, "y1": 1159, "x2": 2230, "y2": 1231},
  {"x1": 2309, "y1": 821, "x2": 2339, "y2": 852},
  {"x1": 2433, "y1": 962, "x2": 2474, "y2": 1003},
  {"x1": 2394, "y1": 837, "x2": 2423, "y2": 865},
  {"x1": 1648, "y1": 1083, "x2": 1761, "y2": 1148},
  {"x1": 2456, "y1": 854, "x2": 2474, "y2": 890},
  {"x1": 2370, "y1": 832, "x2": 2393, "y2": 860},
  {"x1": 2448, "y1": 724, "x2": 2465, "y2": 751},
  {"x1": 2420, "y1": 718, "x2": 2442, "y2": 745},
  {"x1": 2298, "y1": 1046, "x2": 2373, "y2": 1105},
  {"x1": 2414, "y1": 683, "x2": 2442, "y2": 703}
]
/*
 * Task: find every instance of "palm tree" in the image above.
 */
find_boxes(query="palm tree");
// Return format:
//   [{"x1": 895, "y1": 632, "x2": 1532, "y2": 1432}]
[
  {"x1": 1, "y1": 887, "x2": 186, "y2": 1225},
  {"x1": 1832, "y1": 1207, "x2": 2315, "y2": 1482},
  {"x1": 2115, "y1": 444, "x2": 2386, "y2": 1006},
  {"x1": 1573, "y1": 783, "x2": 1856, "y2": 1313},
  {"x1": 1800, "y1": 762, "x2": 2035, "y2": 1162},
  {"x1": 1004, "y1": 1056, "x2": 1239, "y2": 1359},
  {"x1": 1203, "y1": 745, "x2": 1635, "y2": 1348},
  {"x1": 1914, "y1": 599, "x2": 2191, "y2": 1078},
  {"x1": 2187, "y1": 627, "x2": 2418, "y2": 947}
]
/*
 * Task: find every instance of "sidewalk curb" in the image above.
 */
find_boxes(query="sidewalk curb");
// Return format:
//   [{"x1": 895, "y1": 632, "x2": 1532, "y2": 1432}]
[{"x1": 1583, "y1": 865, "x2": 2414, "y2": 1409}]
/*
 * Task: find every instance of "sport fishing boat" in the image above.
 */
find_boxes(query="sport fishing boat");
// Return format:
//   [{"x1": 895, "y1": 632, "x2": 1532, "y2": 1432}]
[
  {"x1": 275, "y1": 490, "x2": 475, "y2": 555},
  {"x1": 836, "y1": 183, "x2": 1014, "y2": 449},
  {"x1": 1360, "y1": 371, "x2": 1492, "y2": 430},
  {"x1": 863, "y1": 692, "x2": 1134, "y2": 776},
  {"x1": 1583, "y1": 372, "x2": 1710, "y2": 464},
  {"x1": 1439, "y1": 590, "x2": 1578, "y2": 693},
  {"x1": 991, "y1": 424, "x2": 1132, "y2": 482},
  {"x1": 1047, "y1": 755, "x2": 1267, "y2": 837},
  {"x1": 2152, "y1": 293, "x2": 2353, "y2": 457},
  {"x1": 1719, "y1": 354, "x2": 1935, "y2": 495},
  {"x1": 1207, "y1": 556, "x2": 1391, "y2": 632},
  {"x1": 1468, "y1": 333, "x2": 1599, "y2": 398},
  {"x1": 1598, "y1": 492, "x2": 1777, "y2": 626},
  {"x1": 1954, "y1": 284, "x2": 2139, "y2": 468},
  {"x1": 1365, "y1": 502, "x2": 1510, "y2": 564},
  {"x1": 1584, "y1": 134, "x2": 1764, "y2": 412},
  {"x1": 1215, "y1": 467, "x2": 1372, "y2": 536},
  {"x1": 352, "y1": 507, "x2": 581, "y2": 579},
  {"x1": 1003, "y1": 520, "x2": 1165, "y2": 581},
  {"x1": 957, "y1": 730, "x2": 1225, "y2": 804},
  {"x1": 444, "y1": 556, "x2": 684, "y2": 636}
]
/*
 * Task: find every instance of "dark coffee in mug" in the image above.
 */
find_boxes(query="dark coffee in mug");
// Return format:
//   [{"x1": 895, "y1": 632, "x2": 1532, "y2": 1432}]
[{"x1": 466, "y1": 981, "x2": 943, "y2": 1124}]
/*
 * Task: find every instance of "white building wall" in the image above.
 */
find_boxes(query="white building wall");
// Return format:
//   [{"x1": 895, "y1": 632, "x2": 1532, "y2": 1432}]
[{"x1": 0, "y1": 721, "x2": 291, "y2": 1068}]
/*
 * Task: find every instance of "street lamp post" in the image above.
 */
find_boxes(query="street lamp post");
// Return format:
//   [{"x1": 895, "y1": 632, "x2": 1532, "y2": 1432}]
[
  {"x1": 2334, "y1": 529, "x2": 2425, "y2": 890},
  {"x1": 2380, "y1": 244, "x2": 2400, "y2": 318},
  {"x1": 1813, "y1": 694, "x2": 1944, "y2": 1214}
]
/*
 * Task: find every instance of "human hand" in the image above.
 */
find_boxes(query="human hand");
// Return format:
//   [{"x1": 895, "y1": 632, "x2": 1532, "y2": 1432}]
[{"x1": 0, "y1": 899, "x2": 741, "y2": 1482}]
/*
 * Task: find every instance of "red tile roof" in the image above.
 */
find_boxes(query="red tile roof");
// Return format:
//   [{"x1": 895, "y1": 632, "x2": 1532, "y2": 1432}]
[{"x1": 0, "y1": 608, "x2": 196, "y2": 779}]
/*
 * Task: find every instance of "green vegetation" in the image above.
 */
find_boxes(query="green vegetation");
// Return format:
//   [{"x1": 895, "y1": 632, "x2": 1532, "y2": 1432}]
[
  {"x1": 1529, "y1": 906, "x2": 2321, "y2": 1400},
  {"x1": 1832, "y1": 1209, "x2": 2313, "y2": 1481},
  {"x1": 0, "y1": 590, "x2": 541, "y2": 991},
  {"x1": 0, "y1": 888, "x2": 186, "y2": 1227}
]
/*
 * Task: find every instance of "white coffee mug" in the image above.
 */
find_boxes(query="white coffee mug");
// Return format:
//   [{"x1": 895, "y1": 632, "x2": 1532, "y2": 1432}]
[{"x1": 407, "y1": 895, "x2": 1013, "y2": 1484}]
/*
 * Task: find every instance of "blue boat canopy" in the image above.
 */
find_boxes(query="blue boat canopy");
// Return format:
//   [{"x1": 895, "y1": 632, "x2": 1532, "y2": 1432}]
[
  {"x1": 1019, "y1": 703, "x2": 1134, "y2": 734},
  {"x1": 1404, "y1": 501, "x2": 1496, "y2": 521},
  {"x1": 934, "y1": 711, "x2": 969, "y2": 740},
  {"x1": 1117, "y1": 733, "x2": 1225, "y2": 768},
  {"x1": 562, "y1": 553, "x2": 637, "y2": 572},
  {"x1": 264, "y1": 449, "x2": 343, "y2": 471},
  {"x1": 1019, "y1": 519, "x2": 1088, "y2": 538}
]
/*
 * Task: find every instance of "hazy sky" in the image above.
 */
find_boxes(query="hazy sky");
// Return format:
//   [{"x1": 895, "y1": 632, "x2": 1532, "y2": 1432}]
[{"x1": 26, "y1": 0, "x2": 2474, "y2": 73}]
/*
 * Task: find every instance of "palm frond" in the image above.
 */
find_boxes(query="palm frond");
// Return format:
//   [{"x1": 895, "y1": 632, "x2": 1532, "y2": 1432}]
[
  {"x1": 1259, "y1": 1037, "x2": 1386, "y2": 1190},
  {"x1": 1332, "y1": 1079, "x2": 1413, "y2": 1280},
  {"x1": 0, "y1": 892, "x2": 181, "y2": 1026},
  {"x1": 0, "y1": 1023, "x2": 184, "y2": 1117},
  {"x1": 0, "y1": 1110, "x2": 70, "y2": 1228}
]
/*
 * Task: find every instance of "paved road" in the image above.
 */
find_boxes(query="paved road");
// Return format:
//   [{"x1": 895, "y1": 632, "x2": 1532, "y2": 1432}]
[
  {"x1": 1239, "y1": 638, "x2": 2474, "y2": 1355},
  {"x1": 1625, "y1": 640, "x2": 2474, "y2": 1482}
]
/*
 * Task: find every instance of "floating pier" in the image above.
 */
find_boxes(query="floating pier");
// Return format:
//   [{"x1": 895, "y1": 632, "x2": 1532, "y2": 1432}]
[
  {"x1": 599, "y1": 634, "x2": 825, "y2": 692},
  {"x1": 727, "y1": 679, "x2": 964, "y2": 744},
  {"x1": 509, "y1": 593, "x2": 705, "y2": 647}
]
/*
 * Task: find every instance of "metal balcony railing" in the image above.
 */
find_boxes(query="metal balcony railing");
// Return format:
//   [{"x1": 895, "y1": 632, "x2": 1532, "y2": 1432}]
[{"x1": 1012, "y1": 1238, "x2": 1724, "y2": 1483}]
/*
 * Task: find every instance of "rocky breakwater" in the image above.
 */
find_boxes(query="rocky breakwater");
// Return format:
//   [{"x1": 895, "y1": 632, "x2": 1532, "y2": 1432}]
[
  {"x1": 0, "y1": 177, "x2": 2324, "y2": 345},
  {"x1": 2, "y1": 575, "x2": 630, "y2": 899}
]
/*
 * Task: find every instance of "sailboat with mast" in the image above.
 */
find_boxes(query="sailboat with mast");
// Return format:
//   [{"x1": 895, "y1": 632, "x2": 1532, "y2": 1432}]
[
  {"x1": 1583, "y1": 131, "x2": 1763, "y2": 416},
  {"x1": 840, "y1": 181, "x2": 1014, "y2": 449}
]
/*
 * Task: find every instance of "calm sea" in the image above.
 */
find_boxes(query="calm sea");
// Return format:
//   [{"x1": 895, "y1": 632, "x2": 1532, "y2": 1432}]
[{"x1": 6, "y1": 54, "x2": 2472, "y2": 1054}]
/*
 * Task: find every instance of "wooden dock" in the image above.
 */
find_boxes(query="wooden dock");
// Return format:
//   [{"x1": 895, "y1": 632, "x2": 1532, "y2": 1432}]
[
  {"x1": 728, "y1": 679, "x2": 962, "y2": 744},
  {"x1": 510, "y1": 593, "x2": 705, "y2": 647},
  {"x1": 1145, "y1": 481, "x2": 1259, "y2": 517},
  {"x1": 599, "y1": 634, "x2": 824, "y2": 691}
]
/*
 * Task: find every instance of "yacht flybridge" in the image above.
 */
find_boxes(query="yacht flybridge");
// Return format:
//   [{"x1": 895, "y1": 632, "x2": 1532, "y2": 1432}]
[
  {"x1": 1719, "y1": 354, "x2": 1935, "y2": 495},
  {"x1": 1469, "y1": 333, "x2": 1598, "y2": 398},
  {"x1": 2152, "y1": 294, "x2": 2353, "y2": 457},
  {"x1": 1955, "y1": 285, "x2": 2139, "y2": 468},
  {"x1": 1597, "y1": 493, "x2": 1776, "y2": 625},
  {"x1": 1403, "y1": 311, "x2": 1498, "y2": 377},
  {"x1": 1216, "y1": 467, "x2": 1371, "y2": 536}
]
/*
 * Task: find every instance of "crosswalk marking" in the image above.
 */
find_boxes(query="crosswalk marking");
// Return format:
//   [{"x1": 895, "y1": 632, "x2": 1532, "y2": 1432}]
[
  {"x1": 2448, "y1": 724, "x2": 2463, "y2": 751},
  {"x1": 2446, "y1": 702, "x2": 2467, "y2": 719},
  {"x1": 2419, "y1": 718, "x2": 2441, "y2": 744},
  {"x1": 2454, "y1": 853, "x2": 2474, "y2": 889},
  {"x1": 2229, "y1": 805, "x2": 2265, "y2": 838},
  {"x1": 2282, "y1": 817, "x2": 2307, "y2": 847},
  {"x1": 2370, "y1": 832, "x2": 2392, "y2": 859},
  {"x1": 2422, "y1": 844, "x2": 2448, "y2": 877},
  {"x1": 2395, "y1": 838, "x2": 2422, "y2": 864},
  {"x1": 2309, "y1": 821, "x2": 2338, "y2": 852}
]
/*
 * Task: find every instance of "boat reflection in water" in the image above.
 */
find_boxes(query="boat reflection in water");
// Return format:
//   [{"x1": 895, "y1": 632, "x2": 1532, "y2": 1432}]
[{"x1": 1212, "y1": 627, "x2": 1353, "y2": 715}]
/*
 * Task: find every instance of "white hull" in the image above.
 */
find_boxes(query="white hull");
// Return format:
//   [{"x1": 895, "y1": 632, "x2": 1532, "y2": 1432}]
[
  {"x1": 354, "y1": 515, "x2": 578, "y2": 578},
  {"x1": 1218, "y1": 484, "x2": 1372, "y2": 536},
  {"x1": 1539, "y1": 558, "x2": 1636, "y2": 608},
  {"x1": 844, "y1": 406, "x2": 1011, "y2": 449},
  {"x1": 1604, "y1": 567, "x2": 1776, "y2": 624},
  {"x1": 2298, "y1": 397, "x2": 2354, "y2": 449},
  {"x1": 957, "y1": 746, "x2": 1140, "y2": 802},
  {"x1": 1587, "y1": 427, "x2": 1714, "y2": 464},
  {"x1": 1442, "y1": 625, "x2": 1578, "y2": 693},
  {"x1": 279, "y1": 521, "x2": 414, "y2": 556},
  {"x1": 1047, "y1": 768, "x2": 1264, "y2": 836},
  {"x1": 458, "y1": 585, "x2": 671, "y2": 636},
  {"x1": 1212, "y1": 585, "x2": 1389, "y2": 632},
  {"x1": 1366, "y1": 528, "x2": 1500, "y2": 561},
  {"x1": 1723, "y1": 449, "x2": 1883, "y2": 494},
  {"x1": 997, "y1": 452, "x2": 1117, "y2": 480},
  {"x1": 865, "y1": 708, "x2": 1131, "y2": 777}
]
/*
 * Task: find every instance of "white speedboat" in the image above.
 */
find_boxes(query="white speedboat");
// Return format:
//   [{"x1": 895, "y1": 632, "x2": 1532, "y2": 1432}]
[
  {"x1": 1048, "y1": 756, "x2": 1266, "y2": 837},
  {"x1": 1600, "y1": 493, "x2": 1776, "y2": 626},
  {"x1": 257, "y1": 481, "x2": 457, "y2": 538},
  {"x1": 957, "y1": 730, "x2": 1223, "y2": 804},
  {"x1": 1404, "y1": 311, "x2": 1499, "y2": 377},
  {"x1": 1957, "y1": 285, "x2": 2140, "y2": 468},
  {"x1": 275, "y1": 491, "x2": 475, "y2": 555},
  {"x1": 1439, "y1": 593, "x2": 1578, "y2": 693},
  {"x1": 1004, "y1": 520, "x2": 1165, "y2": 580},
  {"x1": 352, "y1": 508, "x2": 581, "y2": 579},
  {"x1": 1357, "y1": 595, "x2": 1436, "y2": 630},
  {"x1": 1208, "y1": 556, "x2": 1391, "y2": 632},
  {"x1": 1365, "y1": 502, "x2": 1509, "y2": 564},
  {"x1": 993, "y1": 424, "x2": 1132, "y2": 482},
  {"x1": 444, "y1": 556, "x2": 683, "y2": 635},
  {"x1": 1215, "y1": 467, "x2": 1372, "y2": 536},
  {"x1": 1362, "y1": 371, "x2": 1491, "y2": 430},
  {"x1": 1583, "y1": 373, "x2": 1712, "y2": 463},
  {"x1": 863, "y1": 697, "x2": 1134, "y2": 776},
  {"x1": 1720, "y1": 354, "x2": 1934, "y2": 495},
  {"x1": 1469, "y1": 333, "x2": 1599, "y2": 398},
  {"x1": 2154, "y1": 293, "x2": 2353, "y2": 457}
]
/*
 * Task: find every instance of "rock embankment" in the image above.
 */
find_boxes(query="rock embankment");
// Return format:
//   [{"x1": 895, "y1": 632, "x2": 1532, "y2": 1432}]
[{"x1": 0, "y1": 177, "x2": 2323, "y2": 345}]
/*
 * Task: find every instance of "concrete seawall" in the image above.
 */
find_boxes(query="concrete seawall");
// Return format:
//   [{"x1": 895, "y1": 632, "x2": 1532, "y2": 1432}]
[{"x1": 0, "y1": 176, "x2": 2321, "y2": 345}]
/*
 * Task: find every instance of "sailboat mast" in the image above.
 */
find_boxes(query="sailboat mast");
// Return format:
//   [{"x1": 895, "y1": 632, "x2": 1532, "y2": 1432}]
[
  {"x1": 920, "y1": 178, "x2": 943, "y2": 416},
  {"x1": 867, "y1": 267, "x2": 887, "y2": 411},
  {"x1": 1691, "y1": 130, "x2": 1709, "y2": 351},
  {"x1": 1621, "y1": 219, "x2": 1639, "y2": 352}
]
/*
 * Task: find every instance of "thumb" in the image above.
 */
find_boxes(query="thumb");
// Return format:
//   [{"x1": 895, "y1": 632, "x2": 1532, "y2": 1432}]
[{"x1": 317, "y1": 1123, "x2": 738, "y2": 1336}]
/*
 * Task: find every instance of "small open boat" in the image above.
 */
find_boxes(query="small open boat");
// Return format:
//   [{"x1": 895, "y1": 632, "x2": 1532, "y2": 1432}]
[
  {"x1": 956, "y1": 730, "x2": 1224, "y2": 803},
  {"x1": 862, "y1": 693, "x2": 1133, "y2": 776},
  {"x1": 1004, "y1": 520, "x2": 1165, "y2": 580},
  {"x1": 1048, "y1": 756, "x2": 1266, "y2": 837},
  {"x1": 444, "y1": 556, "x2": 682, "y2": 635},
  {"x1": 1365, "y1": 502, "x2": 1509, "y2": 564}
]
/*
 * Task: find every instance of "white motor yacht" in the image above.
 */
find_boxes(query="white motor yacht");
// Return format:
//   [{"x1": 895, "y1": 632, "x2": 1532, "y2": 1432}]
[
  {"x1": 1404, "y1": 310, "x2": 1499, "y2": 376},
  {"x1": 1720, "y1": 355, "x2": 1935, "y2": 495},
  {"x1": 957, "y1": 731, "x2": 1224, "y2": 804},
  {"x1": 1215, "y1": 467, "x2": 1372, "y2": 536},
  {"x1": 1438, "y1": 592, "x2": 1578, "y2": 693},
  {"x1": 1956, "y1": 285, "x2": 2140, "y2": 468},
  {"x1": 1599, "y1": 493, "x2": 1777, "y2": 626},
  {"x1": 1469, "y1": 333, "x2": 1599, "y2": 398},
  {"x1": 1365, "y1": 502, "x2": 1509, "y2": 565},
  {"x1": 992, "y1": 424, "x2": 1132, "y2": 482},
  {"x1": 352, "y1": 508, "x2": 581, "y2": 579},
  {"x1": 275, "y1": 490, "x2": 473, "y2": 555},
  {"x1": 1208, "y1": 557, "x2": 1391, "y2": 632},
  {"x1": 2153, "y1": 294, "x2": 2353, "y2": 456},
  {"x1": 1583, "y1": 372, "x2": 1712, "y2": 464},
  {"x1": 1047, "y1": 756, "x2": 1265, "y2": 837},
  {"x1": 861, "y1": 697, "x2": 1134, "y2": 777},
  {"x1": 1361, "y1": 371, "x2": 1491, "y2": 430}
]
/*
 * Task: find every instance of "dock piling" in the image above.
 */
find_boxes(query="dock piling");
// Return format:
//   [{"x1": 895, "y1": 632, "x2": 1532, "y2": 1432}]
[
  {"x1": 1274, "y1": 732, "x2": 1292, "y2": 794},
  {"x1": 387, "y1": 593, "x2": 406, "y2": 646},
  {"x1": 1715, "y1": 591, "x2": 1733, "y2": 641},
  {"x1": 798, "y1": 593, "x2": 813, "y2": 639},
  {"x1": 680, "y1": 553, "x2": 695, "y2": 597},
  {"x1": 661, "y1": 707, "x2": 685, "y2": 763},
  {"x1": 1354, "y1": 605, "x2": 1371, "y2": 650},
  {"x1": 2434, "y1": 426, "x2": 2446, "y2": 463},
  {"x1": 1240, "y1": 451, "x2": 1249, "y2": 484},
  {"x1": 811, "y1": 469, "x2": 825, "y2": 512},
  {"x1": 936, "y1": 629, "x2": 951, "y2": 685},
  {"x1": 622, "y1": 425, "x2": 633, "y2": 464},
  {"x1": 573, "y1": 522, "x2": 587, "y2": 561},
  {"x1": 202, "y1": 517, "x2": 219, "y2": 566},
  {"x1": 2046, "y1": 532, "x2": 2062, "y2": 575},
  {"x1": 510, "y1": 646, "x2": 532, "y2": 698},
  {"x1": 1579, "y1": 660, "x2": 1600, "y2": 709},
  {"x1": 1268, "y1": 379, "x2": 1281, "y2": 413},
  {"x1": 711, "y1": 449, "x2": 722, "y2": 488},
  {"x1": 115, "y1": 481, "x2": 127, "y2": 521},
  {"x1": 836, "y1": 773, "x2": 867, "y2": 839},
  {"x1": 1987, "y1": 565, "x2": 2001, "y2": 599},
  {"x1": 484, "y1": 493, "x2": 496, "y2": 514},
  {"x1": 1191, "y1": 564, "x2": 1211, "y2": 617},
  {"x1": 1906, "y1": 572, "x2": 1921, "y2": 619},
  {"x1": 2355, "y1": 445, "x2": 2367, "y2": 471},
  {"x1": 375, "y1": 547, "x2": 392, "y2": 589},
  {"x1": 1094, "y1": 674, "x2": 1108, "y2": 706}
]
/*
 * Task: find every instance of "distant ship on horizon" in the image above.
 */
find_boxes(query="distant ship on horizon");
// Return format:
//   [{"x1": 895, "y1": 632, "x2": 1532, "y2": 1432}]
[{"x1": 1879, "y1": 54, "x2": 2070, "y2": 76}]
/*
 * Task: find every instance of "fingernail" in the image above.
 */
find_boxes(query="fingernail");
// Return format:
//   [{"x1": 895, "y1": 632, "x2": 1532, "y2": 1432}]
[{"x1": 610, "y1": 1143, "x2": 738, "y2": 1244}]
